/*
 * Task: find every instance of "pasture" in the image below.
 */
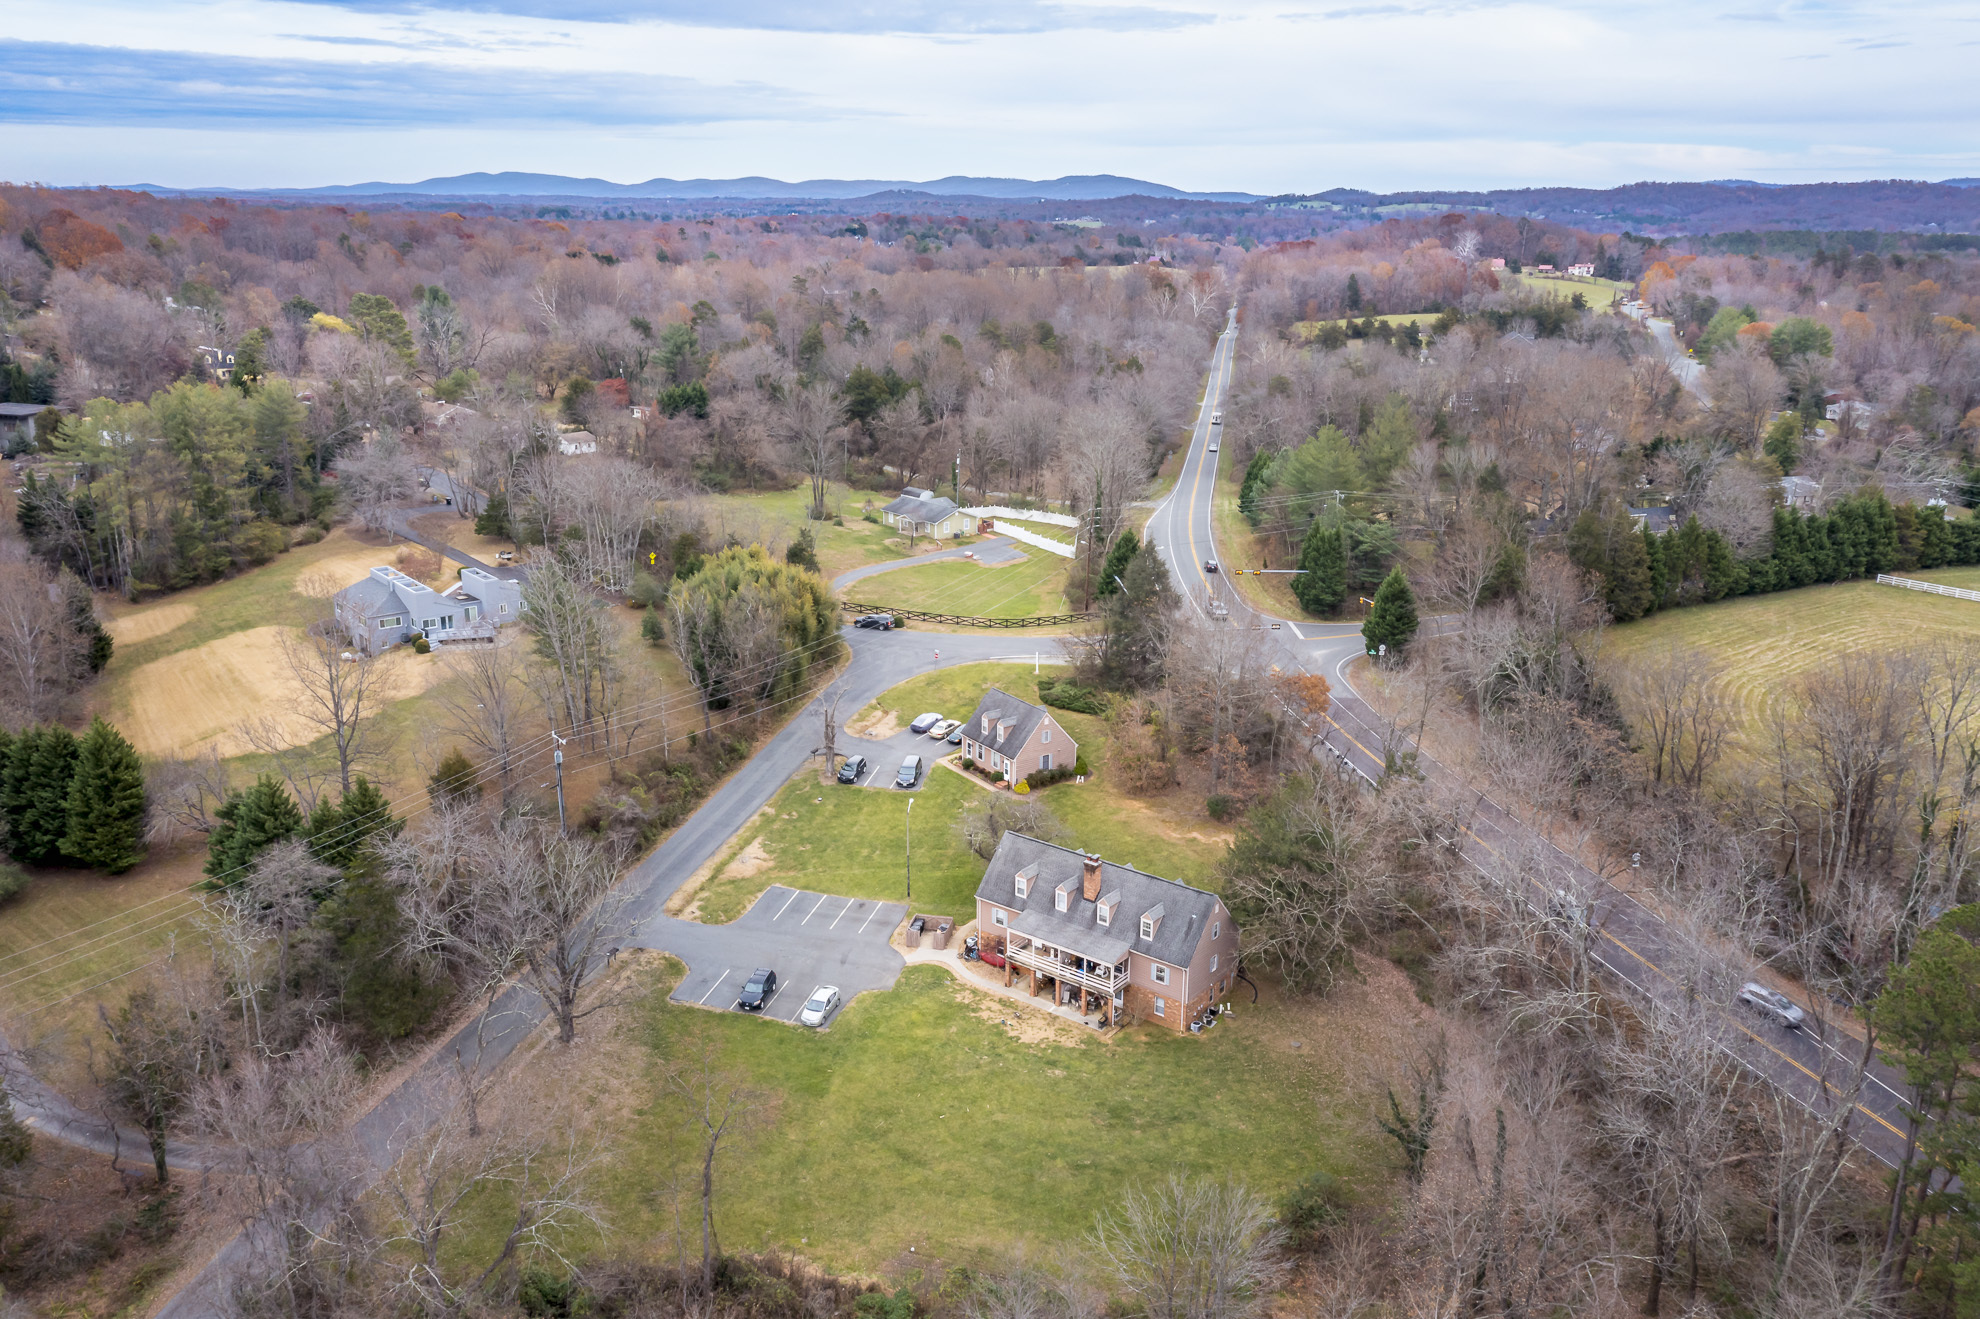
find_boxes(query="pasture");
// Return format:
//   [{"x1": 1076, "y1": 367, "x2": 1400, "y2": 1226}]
[{"x1": 1596, "y1": 567, "x2": 1980, "y2": 767}]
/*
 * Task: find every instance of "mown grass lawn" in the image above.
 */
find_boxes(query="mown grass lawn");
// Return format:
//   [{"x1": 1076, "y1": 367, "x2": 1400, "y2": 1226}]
[
  {"x1": 1597, "y1": 569, "x2": 1980, "y2": 775},
  {"x1": 844, "y1": 545, "x2": 1070, "y2": 619},
  {"x1": 691, "y1": 665, "x2": 1230, "y2": 922},
  {"x1": 583, "y1": 959, "x2": 1392, "y2": 1275},
  {"x1": 701, "y1": 481, "x2": 921, "y2": 581}
]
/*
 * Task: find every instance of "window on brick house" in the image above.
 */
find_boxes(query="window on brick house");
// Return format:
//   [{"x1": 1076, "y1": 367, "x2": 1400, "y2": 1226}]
[{"x1": 1154, "y1": 996, "x2": 1166, "y2": 1017}]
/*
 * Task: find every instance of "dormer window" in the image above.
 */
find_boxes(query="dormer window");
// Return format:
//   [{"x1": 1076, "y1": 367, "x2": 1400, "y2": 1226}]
[
  {"x1": 1054, "y1": 883, "x2": 1071, "y2": 913},
  {"x1": 1096, "y1": 889, "x2": 1120, "y2": 927},
  {"x1": 1140, "y1": 904, "x2": 1165, "y2": 941},
  {"x1": 1014, "y1": 862, "x2": 1038, "y2": 900}
]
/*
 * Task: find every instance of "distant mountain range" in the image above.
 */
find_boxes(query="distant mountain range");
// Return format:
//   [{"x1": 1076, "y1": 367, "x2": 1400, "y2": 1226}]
[{"x1": 119, "y1": 172, "x2": 1261, "y2": 203}]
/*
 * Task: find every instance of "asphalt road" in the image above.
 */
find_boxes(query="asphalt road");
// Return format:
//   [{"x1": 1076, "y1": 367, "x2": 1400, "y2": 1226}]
[
  {"x1": 1142, "y1": 307, "x2": 1914, "y2": 1170},
  {"x1": 155, "y1": 627, "x2": 1067, "y2": 1316}
]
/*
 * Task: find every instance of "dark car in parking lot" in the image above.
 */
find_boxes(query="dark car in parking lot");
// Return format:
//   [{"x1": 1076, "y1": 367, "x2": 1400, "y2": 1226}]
[
  {"x1": 735, "y1": 967, "x2": 778, "y2": 1012},
  {"x1": 836, "y1": 755, "x2": 868, "y2": 784},
  {"x1": 895, "y1": 755, "x2": 923, "y2": 788},
  {"x1": 853, "y1": 613, "x2": 897, "y2": 630}
]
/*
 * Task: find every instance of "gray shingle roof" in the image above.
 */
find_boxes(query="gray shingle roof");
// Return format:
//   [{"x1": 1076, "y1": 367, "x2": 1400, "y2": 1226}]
[
  {"x1": 961, "y1": 687, "x2": 1057, "y2": 756},
  {"x1": 976, "y1": 832, "x2": 1222, "y2": 969},
  {"x1": 0, "y1": 403, "x2": 49, "y2": 419},
  {"x1": 333, "y1": 577, "x2": 401, "y2": 616},
  {"x1": 881, "y1": 490, "x2": 960, "y2": 524}
]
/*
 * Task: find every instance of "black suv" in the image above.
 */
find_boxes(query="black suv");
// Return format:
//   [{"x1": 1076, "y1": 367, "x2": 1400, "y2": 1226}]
[
  {"x1": 736, "y1": 967, "x2": 778, "y2": 1012},
  {"x1": 837, "y1": 755, "x2": 868, "y2": 784}
]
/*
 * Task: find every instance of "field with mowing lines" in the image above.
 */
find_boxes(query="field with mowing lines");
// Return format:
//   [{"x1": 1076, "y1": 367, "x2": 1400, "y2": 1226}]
[
  {"x1": 1598, "y1": 567, "x2": 1980, "y2": 771},
  {"x1": 844, "y1": 543, "x2": 1070, "y2": 619}
]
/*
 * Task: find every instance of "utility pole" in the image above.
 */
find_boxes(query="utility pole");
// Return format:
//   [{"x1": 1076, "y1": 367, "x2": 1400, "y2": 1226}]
[
  {"x1": 905, "y1": 796, "x2": 915, "y2": 902},
  {"x1": 551, "y1": 730, "x2": 568, "y2": 834}
]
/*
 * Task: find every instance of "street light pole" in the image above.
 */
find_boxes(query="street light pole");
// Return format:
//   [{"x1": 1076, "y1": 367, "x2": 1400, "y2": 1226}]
[{"x1": 906, "y1": 796, "x2": 915, "y2": 902}]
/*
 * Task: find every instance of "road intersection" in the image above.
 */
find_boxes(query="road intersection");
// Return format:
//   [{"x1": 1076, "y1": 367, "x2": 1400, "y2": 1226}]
[{"x1": 1141, "y1": 307, "x2": 1915, "y2": 1170}]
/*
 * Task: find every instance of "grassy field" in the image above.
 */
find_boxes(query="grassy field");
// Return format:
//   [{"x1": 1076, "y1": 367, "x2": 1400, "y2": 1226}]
[
  {"x1": 1597, "y1": 568, "x2": 1980, "y2": 770},
  {"x1": 702, "y1": 481, "x2": 935, "y2": 581},
  {"x1": 465, "y1": 953, "x2": 1410, "y2": 1278},
  {"x1": 1209, "y1": 467, "x2": 1328, "y2": 620},
  {"x1": 1501, "y1": 271, "x2": 1634, "y2": 307},
  {"x1": 688, "y1": 664, "x2": 1232, "y2": 923},
  {"x1": 844, "y1": 544, "x2": 1071, "y2": 619}
]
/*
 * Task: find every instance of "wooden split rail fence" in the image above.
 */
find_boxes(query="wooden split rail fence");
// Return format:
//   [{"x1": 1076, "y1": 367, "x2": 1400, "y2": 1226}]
[{"x1": 846, "y1": 603, "x2": 1092, "y2": 629}]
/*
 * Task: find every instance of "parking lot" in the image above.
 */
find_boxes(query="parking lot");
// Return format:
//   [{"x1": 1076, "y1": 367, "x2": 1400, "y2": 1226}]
[
  {"x1": 659, "y1": 886, "x2": 910, "y2": 1025},
  {"x1": 835, "y1": 722, "x2": 961, "y2": 790}
]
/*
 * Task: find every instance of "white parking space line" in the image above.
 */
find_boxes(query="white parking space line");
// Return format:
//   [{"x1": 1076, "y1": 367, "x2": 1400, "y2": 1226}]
[
  {"x1": 696, "y1": 969, "x2": 733, "y2": 1005},
  {"x1": 771, "y1": 889, "x2": 801, "y2": 920},
  {"x1": 859, "y1": 904, "x2": 886, "y2": 934},
  {"x1": 800, "y1": 894, "x2": 829, "y2": 925},
  {"x1": 830, "y1": 900, "x2": 855, "y2": 930}
]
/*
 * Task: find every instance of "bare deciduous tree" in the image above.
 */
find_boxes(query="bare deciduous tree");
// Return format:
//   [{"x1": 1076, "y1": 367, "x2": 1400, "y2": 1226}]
[
  {"x1": 375, "y1": 1083, "x2": 604, "y2": 1318},
  {"x1": 280, "y1": 615, "x2": 389, "y2": 796},
  {"x1": 1089, "y1": 1174, "x2": 1285, "y2": 1319},
  {"x1": 0, "y1": 558, "x2": 87, "y2": 725}
]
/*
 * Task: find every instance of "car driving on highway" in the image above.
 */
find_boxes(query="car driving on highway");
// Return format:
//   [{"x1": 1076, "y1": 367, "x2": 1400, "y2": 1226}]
[
  {"x1": 1738, "y1": 982, "x2": 1806, "y2": 1029},
  {"x1": 798, "y1": 985, "x2": 842, "y2": 1027},
  {"x1": 735, "y1": 967, "x2": 778, "y2": 1013}
]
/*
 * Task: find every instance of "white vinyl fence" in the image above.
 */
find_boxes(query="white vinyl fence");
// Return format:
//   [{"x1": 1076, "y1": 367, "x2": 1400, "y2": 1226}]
[
  {"x1": 993, "y1": 520, "x2": 1076, "y2": 558},
  {"x1": 961, "y1": 504, "x2": 1080, "y2": 529},
  {"x1": 1876, "y1": 573, "x2": 1980, "y2": 603}
]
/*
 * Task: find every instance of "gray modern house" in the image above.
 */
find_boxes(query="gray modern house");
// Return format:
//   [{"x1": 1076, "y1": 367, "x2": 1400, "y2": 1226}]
[
  {"x1": 332, "y1": 564, "x2": 527, "y2": 653},
  {"x1": 879, "y1": 487, "x2": 970, "y2": 539}
]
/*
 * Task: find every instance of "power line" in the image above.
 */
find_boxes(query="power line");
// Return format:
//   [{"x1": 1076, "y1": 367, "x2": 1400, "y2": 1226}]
[{"x1": 0, "y1": 629, "x2": 858, "y2": 1000}]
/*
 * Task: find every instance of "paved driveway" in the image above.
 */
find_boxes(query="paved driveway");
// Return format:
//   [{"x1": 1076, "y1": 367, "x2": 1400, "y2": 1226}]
[{"x1": 660, "y1": 888, "x2": 909, "y2": 1024}]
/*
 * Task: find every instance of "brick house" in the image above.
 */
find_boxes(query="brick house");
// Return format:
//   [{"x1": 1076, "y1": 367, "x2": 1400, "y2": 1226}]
[
  {"x1": 974, "y1": 833, "x2": 1239, "y2": 1031},
  {"x1": 959, "y1": 688, "x2": 1076, "y2": 783}
]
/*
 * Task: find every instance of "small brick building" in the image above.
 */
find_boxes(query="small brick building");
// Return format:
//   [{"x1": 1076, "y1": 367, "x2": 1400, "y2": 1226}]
[
  {"x1": 974, "y1": 833, "x2": 1238, "y2": 1032},
  {"x1": 959, "y1": 688, "x2": 1076, "y2": 783}
]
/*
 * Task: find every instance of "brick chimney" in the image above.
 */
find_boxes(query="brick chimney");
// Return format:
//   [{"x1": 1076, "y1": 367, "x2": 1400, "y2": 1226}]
[{"x1": 1082, "y1": 854, "x2": 1103, "y2": 902}]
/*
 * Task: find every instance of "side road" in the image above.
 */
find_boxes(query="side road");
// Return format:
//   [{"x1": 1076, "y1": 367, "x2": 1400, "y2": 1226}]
[{"x1": 154, "y1": 627, "x2": 1070, "y2": 1316}]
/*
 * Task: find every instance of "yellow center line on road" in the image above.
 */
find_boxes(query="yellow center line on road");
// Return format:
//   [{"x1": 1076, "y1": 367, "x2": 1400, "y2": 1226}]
[{"x1": 1324, "y1": 712, "x2": 1906, "y2": 1143}]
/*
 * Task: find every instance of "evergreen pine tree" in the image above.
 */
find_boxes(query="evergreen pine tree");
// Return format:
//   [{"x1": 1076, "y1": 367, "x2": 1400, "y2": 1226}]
[
  {"x1": 1604, "y1": 523, "x2": 1655, "y2": 622},
  {"x1": 1096, "y1": 531, "x2": 1140, "y2": 597},
  {"x1": 1362, "y1": 567, "x2": 1419, "y2": 660},
  {"x1": 62, "y1": 717, "x2": 146, "y2": 874},
  {"x1": 6, "y1": 726, "x2": 78, "y2": 865},
  {"x1": 1642, "y1": 525, "x2": 1669, "y2": 607},
  {"x1": 428, "y1": 748, "x2": 481, "y2": 807},
  {"x1": 311, "y1": 776, "x2": 397, "y2": 873},
  {"x1": 1702, "y1": 529, "x2": 1742, "y2": 601},
  {"x1": 1292, "y1": 515, "x2": 1348, "y2": 615},
  {"x1": 204, "y1": 775, "x2": 304, "y2": 886}
]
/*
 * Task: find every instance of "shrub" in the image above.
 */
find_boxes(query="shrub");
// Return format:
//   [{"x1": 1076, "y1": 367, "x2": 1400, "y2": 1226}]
[
  {"x1": 1037, "y1": 677, "x2": 1106, "y2": 715},
  {"x1": 1024, "y1": 757, "x2": 1087, "y2": 790},
  {"x1": 0, "y1": 861, "x2": 28, "y2": 905},
  {"x1": 1012, "y1": 780, "x2": 1030, "y2": 795},
  {"x1": 1205, "y1": 794, "x2": 1237, "y2": 822},
  {"x1": 1280, "y1": 1169, "x2": 1351, "y2": 1250},
  {"x1": 412, "y1": 636, "x2": 431, "y2": 654},
  {"x1": 628, "y1": 569, "x2": 665, "y2": 609},
  {"x1": 640, "y1": 610, "x2": 665, "y2": 646},
  {"x1": 960, "y1": 758, "x2": 974, "y2": 770},
  {"x1": 292, "y1": 525, "x2": 325, "y2": 547}
]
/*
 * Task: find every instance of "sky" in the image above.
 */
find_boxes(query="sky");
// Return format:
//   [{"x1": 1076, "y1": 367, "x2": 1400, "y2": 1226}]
[{"x1": 0, "y1": 0, "x2": 1975, "y2": 193}]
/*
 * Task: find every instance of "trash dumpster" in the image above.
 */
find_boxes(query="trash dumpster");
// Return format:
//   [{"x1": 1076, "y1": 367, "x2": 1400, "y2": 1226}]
[{"x1": 933, "y1": 921, "x2": 952, "y2": 951}]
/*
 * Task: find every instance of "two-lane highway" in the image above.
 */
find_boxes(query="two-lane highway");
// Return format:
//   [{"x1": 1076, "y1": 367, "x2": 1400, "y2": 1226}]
[{"x1": 1143, "y1": 306, "x2": 1917, "y2": 1170}]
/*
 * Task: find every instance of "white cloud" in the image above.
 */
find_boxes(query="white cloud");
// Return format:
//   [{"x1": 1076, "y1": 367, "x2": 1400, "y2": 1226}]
[{"x1": 1, "y1": 0, "x2": 1974, "y2": 190}]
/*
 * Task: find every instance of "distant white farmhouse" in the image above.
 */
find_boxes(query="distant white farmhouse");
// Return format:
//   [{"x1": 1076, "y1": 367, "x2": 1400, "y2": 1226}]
[{"x1": 332, "y1": 564, "x2": 528, "y2": 654}]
